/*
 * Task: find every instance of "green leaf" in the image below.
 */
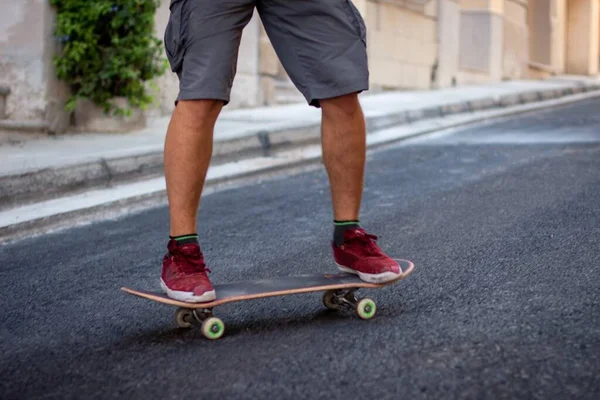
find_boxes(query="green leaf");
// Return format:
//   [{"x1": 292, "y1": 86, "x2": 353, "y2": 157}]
[{"x1": 51, "y1": 0, "x2": 165, "y2": 115}]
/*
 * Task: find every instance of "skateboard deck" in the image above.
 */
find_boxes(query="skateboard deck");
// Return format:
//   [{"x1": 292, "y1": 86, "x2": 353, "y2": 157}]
[{"x1": 121, "y1": 259, "x2": 414, "y2": 339}]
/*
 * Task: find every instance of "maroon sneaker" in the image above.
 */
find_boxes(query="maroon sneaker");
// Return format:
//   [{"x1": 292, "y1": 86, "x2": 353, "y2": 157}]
[
  {"x1": 160, "y1": 239, "x2": 216, "y2": 302},
  {"x1": 332, "y1": 228, "x2": 402, "y2": 283}
]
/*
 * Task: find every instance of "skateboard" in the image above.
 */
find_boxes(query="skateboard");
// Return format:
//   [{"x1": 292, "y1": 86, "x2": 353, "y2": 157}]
[{"x1": 121, "y1": 259, "x2": 414, "y2": 340}]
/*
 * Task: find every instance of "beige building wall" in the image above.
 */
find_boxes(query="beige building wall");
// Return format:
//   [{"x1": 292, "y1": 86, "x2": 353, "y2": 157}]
[
  {"x1": 549, "y1": 0, "x2": 568, "y2": 73},
  {"x1": 566, "y1": 0, "x2": 599, "y2": 75},
  {"x1": 436, "y1": 0, "x2": 462, "y2": 87},
  {"x1": 503, "y1": 0, "x2": 529, "y2": 79},
  {"x1": 365, "y1": 0, "x2": 438, "y2": 90},
  {"x1": 528, "y1": 0, "x2": 599, "y2": 77},
  {"x1": 529, "y1": 0, "x2": 552, "y2": 67},
  {"x1": 528, "y1": 0, "x2": 568, "y2": 77},
  {"x1": 458, "y1": 0, "x2": 504, "y2": 83}
]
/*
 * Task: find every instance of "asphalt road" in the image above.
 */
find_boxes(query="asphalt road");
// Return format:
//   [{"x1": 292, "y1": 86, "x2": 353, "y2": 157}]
[{"x1": 1, "y1": 98, "x2": 599, "y2": 399}]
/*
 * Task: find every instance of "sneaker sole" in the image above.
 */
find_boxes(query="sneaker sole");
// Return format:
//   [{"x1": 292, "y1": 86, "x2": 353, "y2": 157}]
[
  {"x1": 336, "y1": 264, "x2": 402, "y2": 284},
  {"x1": 160, "y1": 279, "x2": 217, "y2": 303}
]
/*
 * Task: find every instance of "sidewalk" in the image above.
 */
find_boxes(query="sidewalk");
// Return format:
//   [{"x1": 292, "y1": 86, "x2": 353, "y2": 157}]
[{"x1": 1, "y1": 75, "x2": 599, "y2": 211}]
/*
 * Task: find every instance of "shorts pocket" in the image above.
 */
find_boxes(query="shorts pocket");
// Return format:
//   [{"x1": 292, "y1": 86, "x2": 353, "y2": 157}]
[
  {"x1": 164, "y1": 0, "x2": 187, "y2": 72},
  {"x1": 342, "y1": 0, "x2": 367, "y2": 46}
]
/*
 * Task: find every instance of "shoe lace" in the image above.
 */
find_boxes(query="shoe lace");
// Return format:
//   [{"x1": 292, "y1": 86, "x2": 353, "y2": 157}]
[
  {"x1": 347, "y1": 229, "x2": 381, "y2": 256},
  {"x1": 169, "y1": 249, "x2": 211, "y2": 276}
]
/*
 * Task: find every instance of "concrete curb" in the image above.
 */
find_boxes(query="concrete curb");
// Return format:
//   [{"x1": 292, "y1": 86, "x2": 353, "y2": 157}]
[{"x1": 2, "y1": 81, "x2": 600, "y2": 209}]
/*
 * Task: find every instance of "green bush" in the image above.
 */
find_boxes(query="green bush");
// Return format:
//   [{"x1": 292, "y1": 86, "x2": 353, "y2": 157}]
[{"x1": 50, "y1": 0, "x2": 168, "y2": 116}]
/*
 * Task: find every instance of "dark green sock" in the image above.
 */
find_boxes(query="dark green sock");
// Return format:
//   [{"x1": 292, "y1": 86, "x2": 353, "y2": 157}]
[
  {"x1": 333, "y1": 220, "x2": 360, "y2": 247},
  {"x1": 170, "y1": 233, "x2": 198, "y2": 245}
]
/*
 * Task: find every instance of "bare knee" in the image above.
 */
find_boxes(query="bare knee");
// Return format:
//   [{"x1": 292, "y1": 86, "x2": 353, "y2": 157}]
[
  {"x1": 320, "y1": 93, "x2": 362, "y2": 120},
  {"x1": 174, "y1": 99, "x2": 223, "y2": 130}
]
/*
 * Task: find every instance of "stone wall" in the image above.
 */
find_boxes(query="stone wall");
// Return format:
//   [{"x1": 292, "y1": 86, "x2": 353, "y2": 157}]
[
  {"x1": 549, "y1": 0, "x2": 567, "y2": 73},
  {"x1": 527, "y1": 0, "x2": 599, "y2": 77},
  {"x1": 503, "y1": 0, "x2": 529, "y2": 79},
  {"x1": 366, "y1": 0, "x2": 438, "y2": 90},
  {"x1": 458, "y1": 0, "x2": 504, "y2": 83},
  {"x1": 529, "y1": 0, "x2": 552, "y2": 66},
  {"x1": 436, "y1": 0, "x2": 461, "y2": 87},
  {"x1": 0, "y1": 0, "x2": 51, "y2": 121},
  {"x1": 566, "y1": 0, "x2": 600, "y2": 75}
]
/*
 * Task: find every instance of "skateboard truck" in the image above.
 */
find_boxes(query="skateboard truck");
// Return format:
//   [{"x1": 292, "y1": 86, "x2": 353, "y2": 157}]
[
  {"x1": 322, "y1": 289, "x2": 377, "y2": 320},
  {"x1": 174, "y1": 308, "x2": 225, "y2": 340}
]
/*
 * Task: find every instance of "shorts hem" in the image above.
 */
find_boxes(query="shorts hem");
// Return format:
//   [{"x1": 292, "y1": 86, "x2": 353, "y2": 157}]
[
  {"x1": 307, "y1": 80, "x2": 369, "y2": 108},
  {"x1": 176, "y1": 92, "x2": 231, "y2": 106}
]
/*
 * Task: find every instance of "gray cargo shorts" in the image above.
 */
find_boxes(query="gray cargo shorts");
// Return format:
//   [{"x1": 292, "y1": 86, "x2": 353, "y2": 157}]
[{"x1": 164, "y1": 0, "x2": 369, "y2": 108}]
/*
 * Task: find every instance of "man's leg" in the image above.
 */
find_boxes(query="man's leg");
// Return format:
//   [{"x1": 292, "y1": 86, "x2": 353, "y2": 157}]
[
  {"x1": 161, "y1": 100, "x2": 221, "y2": 303},
  {"x1": 319, "y1": 93, "x2": 401, "y2": 283},
  {"x1": 164, "y1": 100, "x2": 222, "y2": 237},
  {"x1": 320, "y1": 93, "x2": 365, "y2": 222},
  {"x1": 257, "y1": 0, "x2": 402, "y2": 283},
  {"x1": 160, "y1": 0, "x2": 254, "y2": 302}
]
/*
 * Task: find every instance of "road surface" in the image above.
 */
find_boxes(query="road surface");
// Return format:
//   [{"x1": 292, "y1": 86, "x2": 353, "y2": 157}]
[{"x1": 1, "y1": 98, "x2": 599, "y2": 399}]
